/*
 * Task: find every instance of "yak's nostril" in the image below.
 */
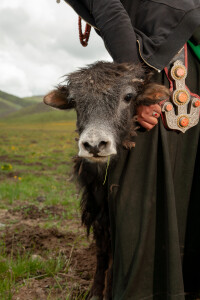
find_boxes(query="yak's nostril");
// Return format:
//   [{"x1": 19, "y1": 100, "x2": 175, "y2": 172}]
[
  {"x1": 82, "y1": 142, "x2": 100, "y2": 155},
  {"x1": 83, "y1": 142, "x2": 91, "y2": 152},
  {"x1": 82, "y1": 141, "x2": 109, "y2": 153},
  {"x1": 79, "y1": 135, "x2": 116, "y2": 158},
  {"x1": 98, "y1": 141, "x2": 108, "y2": 150}
]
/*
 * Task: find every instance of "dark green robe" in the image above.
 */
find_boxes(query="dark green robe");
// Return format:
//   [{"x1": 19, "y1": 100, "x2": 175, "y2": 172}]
[{"x1": 108, "y1": 46, "x2": 200, "y2": 300}]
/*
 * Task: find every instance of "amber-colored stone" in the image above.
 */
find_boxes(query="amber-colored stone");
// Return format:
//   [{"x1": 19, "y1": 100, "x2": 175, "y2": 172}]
[
  {"x1": 165, "y1": 104, "x2": 173, "y2": 112},
  {"x1": 177, "y1": 92, "x2": 188, "y2": 103},
  {"x1": 175, "y1": 67, "x2": 185, "y2": 78},
  {"x1": 193, "y1": 100, "x2": 200, "y2": 107},
  {"x1": 179, "y1": 117, "x2": 189, "y2": 127}
]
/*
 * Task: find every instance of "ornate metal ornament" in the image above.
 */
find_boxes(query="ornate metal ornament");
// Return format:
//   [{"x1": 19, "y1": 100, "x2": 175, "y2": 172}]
[{"x1": 162, "y1": 45, "x2": 200, "y2": 133}]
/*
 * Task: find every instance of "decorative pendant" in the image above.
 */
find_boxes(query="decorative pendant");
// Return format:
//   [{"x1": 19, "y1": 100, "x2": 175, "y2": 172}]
[{"x1": 162, "y1": 45, "x2": 200, "y2": 133}]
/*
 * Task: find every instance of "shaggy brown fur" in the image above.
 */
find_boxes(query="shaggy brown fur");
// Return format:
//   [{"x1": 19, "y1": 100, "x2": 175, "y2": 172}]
[{"x1": 44, "y1": 62, "x2": 170, "y2": 300}]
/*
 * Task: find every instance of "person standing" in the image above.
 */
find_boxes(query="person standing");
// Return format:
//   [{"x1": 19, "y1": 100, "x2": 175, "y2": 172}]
[{"x1": 62, "y1": 0, "x2": 200, "y2": 299}]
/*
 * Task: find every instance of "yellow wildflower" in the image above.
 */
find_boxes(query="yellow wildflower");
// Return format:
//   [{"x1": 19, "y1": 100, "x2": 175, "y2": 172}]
[{"x1": 1, "y1": 164, "x2": 12, "y2": 171}]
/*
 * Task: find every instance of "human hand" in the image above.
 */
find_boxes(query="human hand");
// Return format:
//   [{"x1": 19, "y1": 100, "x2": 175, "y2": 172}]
[{"x1": 136, "y1": 104, "x2": 161, "y2": 130}]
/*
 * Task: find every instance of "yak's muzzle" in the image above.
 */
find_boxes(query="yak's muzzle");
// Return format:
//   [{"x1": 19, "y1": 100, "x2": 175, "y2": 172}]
[{"x1": 78, "y1": 127, "x2": 117, "y2": 162}]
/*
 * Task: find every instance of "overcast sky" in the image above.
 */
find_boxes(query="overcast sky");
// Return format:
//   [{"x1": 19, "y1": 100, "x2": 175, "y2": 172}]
[{"x1": 0, "y1": 0, "x2": 111, "y2": 97}]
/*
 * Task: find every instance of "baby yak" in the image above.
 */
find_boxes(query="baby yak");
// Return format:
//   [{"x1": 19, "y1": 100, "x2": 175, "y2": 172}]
[{"x1": 44, "y1": 62, "x2": 169, "y2": 300}]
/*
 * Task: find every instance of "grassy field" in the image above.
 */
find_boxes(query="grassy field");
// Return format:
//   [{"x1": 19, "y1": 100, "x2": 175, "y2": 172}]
[{"x1": 0, "y1": 116, "x2": 95, "y2": 299}]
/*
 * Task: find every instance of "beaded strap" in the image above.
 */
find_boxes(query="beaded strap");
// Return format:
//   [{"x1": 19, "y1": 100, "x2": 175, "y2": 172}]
[{"x1": 78, "y1": 17, "x2": 91, "y2": 47}]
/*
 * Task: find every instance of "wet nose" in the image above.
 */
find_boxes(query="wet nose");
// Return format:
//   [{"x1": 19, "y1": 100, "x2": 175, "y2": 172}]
[
  {"x1": 78, "y1": 127, "x2": 117, "y2": 158},
  {"x1": 82, "y1": 140, "x2": 109, "y2": 156}
]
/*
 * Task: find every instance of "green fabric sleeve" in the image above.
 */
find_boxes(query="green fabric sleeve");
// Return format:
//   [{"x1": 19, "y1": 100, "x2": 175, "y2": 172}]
[{"x1": 188, "y1": 40, "x2": 200, "y2": 62}]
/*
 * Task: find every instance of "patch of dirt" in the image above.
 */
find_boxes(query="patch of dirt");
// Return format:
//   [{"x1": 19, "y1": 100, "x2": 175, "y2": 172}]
[
  {"x1": 5, "y1": 171, "x2": 21, "y2": 178},
  {"x1": 0, "y1": 171, "x2": 45, "y2": 182},
  {"x1": 8, "y1": 205, "x2": 66, "y2": 220},
  {"x1": 35, "y1": 196, "x2": 46, "y2": 203},
  {"x1": 0, "y1": 155, "x2": 25, "y2": 163},
  {"x1": 0, "y1": 206, "x2": 82, "y2": 235},
  {"x1": 52, "y1": 150, "x2": 63, "y2": 153},
  {"x1": 0, "y1": 171, "x2": 21, "y2": 181},
  {"x1": 0, "y1": 155, "x2": 11, "y2": 161},
  {"x1": 1, "y1": 224, "x2": 96, "y2": 299},
  {"x1": 24, "y1": 162, "x2": 44, "y2": 166},
  {"x1": 0, "y1": 137, "x2": 9, "y2": 142},
  {"x1": 0, "y1": 155, "x2": 43, "y2": 166},
  {"x1": 12, "y1": 276, "x2": 90, "y2": 300},
  {"x1": 0, "y1": 223, "x2": 95, "y2": 264},
  {"x1": 0, "y1": 224, "x2": 74, "y2": 256}
]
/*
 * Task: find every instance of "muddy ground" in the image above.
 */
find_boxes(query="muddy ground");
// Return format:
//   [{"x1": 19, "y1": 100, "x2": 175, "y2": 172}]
[
  {"x1": 0, "y1": 123, "x2": 97, "y2": 299},
  {"x1": 0, "y1": 205, "x2": 96, "y2": 299}
]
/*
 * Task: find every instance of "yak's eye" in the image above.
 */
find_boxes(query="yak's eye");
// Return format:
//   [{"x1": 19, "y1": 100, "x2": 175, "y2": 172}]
[{"x1": 124, "y1": 93, "x2": 134, "y2": 103}]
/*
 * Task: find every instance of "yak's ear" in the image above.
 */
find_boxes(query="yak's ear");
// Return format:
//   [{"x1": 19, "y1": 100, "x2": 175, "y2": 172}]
[{"x1": 43, "y1": 87, "x2": 75, "y2": 109}]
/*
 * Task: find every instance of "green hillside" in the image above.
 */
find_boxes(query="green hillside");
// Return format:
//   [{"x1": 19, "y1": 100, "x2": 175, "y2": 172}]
[
  {"x1": 0, "y1": 97, "x2": 22, "y2": 118},
  {"x1": 6, "y1": 102, "x2": 51, "y2": 117},
  {"x1": 0, "y1": 90, "x2": 35, "y2": 107},
  {"x1": 0, "y1": 90, "x2": 76, "y2": 123},
  {"x1": 3, "y1": 102, "x2": 76, "y2": 123},
  {"x1": 0, "y1": 90, "x2": 39, "y2": 118},
  {"x1": 23, "y1": 95, "x2": 43, "y2": 103}
]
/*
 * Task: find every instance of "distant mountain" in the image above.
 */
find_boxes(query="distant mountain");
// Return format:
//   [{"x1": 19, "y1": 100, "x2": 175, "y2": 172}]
[
  {"x1": 0, "y1": 97, "x2": 21, "y2": 118},
  {"x1": 6, "y1": 102, "x2": 52, "y2": 118},
  {"x1": 0, "y1": 90, "x2": 36, "y2": 107},
  {"x1": 4, "y1": 101, "x2": 76, "y2": 123},
  {"x1": 23, "y1": 95, "x2": 44, "y2": 103},
  {"x1": 0, "y1": 90, "x2": 39, "y2": 118},
  {"x1": 0, "y1": 90, "x2": 76, "y2": 123}
]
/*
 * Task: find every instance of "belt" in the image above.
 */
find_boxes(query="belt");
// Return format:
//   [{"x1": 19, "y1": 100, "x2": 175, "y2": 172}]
[{"x1": 161, "y1": 44, "x2": 200, "y2": 133}]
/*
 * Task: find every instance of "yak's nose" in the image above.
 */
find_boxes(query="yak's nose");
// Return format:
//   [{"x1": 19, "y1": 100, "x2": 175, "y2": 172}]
[
  {"x1": 78, "y1": 128, "x2": 117, "y2": 159},
  {"x1": 82, "y1": 141, "x2": 109, "y2": 156}
]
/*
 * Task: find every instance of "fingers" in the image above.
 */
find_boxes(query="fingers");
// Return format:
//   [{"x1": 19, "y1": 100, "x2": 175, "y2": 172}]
[
  {"x1": 145, "y1": 104, "x2": 161, "y2": 114},
  {"x1": 137, "y1": 104, "x2": 161, "y2": 118},
  {"x1": 137, "y1": 116, "x2": 158, "y2": 131},
  {"x1": 136, "y1": 104, "x2": 161, "y2": 130},
  {"x1": 139, "y1": 120, "x2": 157, "y2": 130},
  {"x1": 139, "y1": 115, "x2": 158, "y2": 125}
]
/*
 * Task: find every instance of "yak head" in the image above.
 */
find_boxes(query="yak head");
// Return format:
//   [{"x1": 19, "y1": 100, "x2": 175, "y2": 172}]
[{"x1": 44, "y1": 62, "x2": 169, "y2": 163}]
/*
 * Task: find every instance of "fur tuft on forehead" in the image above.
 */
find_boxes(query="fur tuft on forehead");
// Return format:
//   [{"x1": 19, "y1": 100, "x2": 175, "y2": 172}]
[{"x1": 65, "y1": 61, "x2": 145, "y2": 94}]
